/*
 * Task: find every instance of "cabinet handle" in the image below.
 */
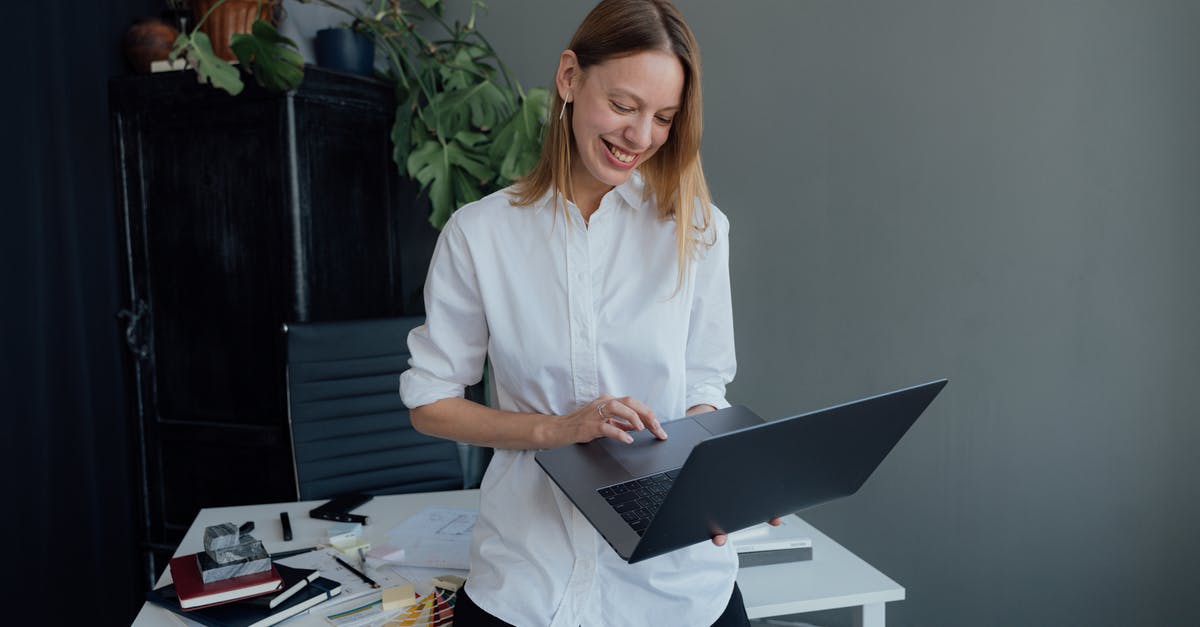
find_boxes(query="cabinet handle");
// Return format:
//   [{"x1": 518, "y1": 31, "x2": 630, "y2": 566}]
[{"x1": 116, "y1": 300, "x2": 150, "y2": 360}]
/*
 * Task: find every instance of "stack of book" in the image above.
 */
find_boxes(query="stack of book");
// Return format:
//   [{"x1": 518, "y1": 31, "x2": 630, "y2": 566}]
[
  {"x1": 166, "y1": 552, "x2": 283, "y2": 610},
  {"x1": 149, "y1": 563, "x2": 343, "y2": 627},
  {"x1": 161, "y1": 522, "x2": 280, "y2": 610},
  {"x1": 147, "y1": 522, "x2": 344, "y2": 626}
]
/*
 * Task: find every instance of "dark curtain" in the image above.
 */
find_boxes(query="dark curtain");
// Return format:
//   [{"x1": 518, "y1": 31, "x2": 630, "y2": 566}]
[{"x1": 2, "y1": 0, "x2": 161, "y2": 623}]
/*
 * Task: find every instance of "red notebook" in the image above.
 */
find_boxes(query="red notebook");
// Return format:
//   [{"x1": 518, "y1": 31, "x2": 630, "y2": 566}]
[{"x1": 169, "y1": 553, "x2": 284, "y2": 610}]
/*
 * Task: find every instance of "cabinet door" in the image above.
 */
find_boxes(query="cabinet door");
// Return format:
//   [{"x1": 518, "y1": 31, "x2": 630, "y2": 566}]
[
  {"x1": 129, "y1": 99, "x2": 298, "y2": 546},
  {"x1": 113, "y1": 69, "x2": 439, "y2": 583},
  {"x1": 290, "y1": 92, "x2": 436, "y2": 321}
]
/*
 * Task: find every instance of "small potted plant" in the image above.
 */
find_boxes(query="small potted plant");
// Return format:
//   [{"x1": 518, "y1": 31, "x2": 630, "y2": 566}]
[
  {"x1": 170, "y1": 0, "x2": 304, "y2": 95},
  {"x1": 192, "y1": 0, "x2": 280, "y2": 61},
  {"x1": 315, "y1": 18, "x2": 376, "y2": 77}
]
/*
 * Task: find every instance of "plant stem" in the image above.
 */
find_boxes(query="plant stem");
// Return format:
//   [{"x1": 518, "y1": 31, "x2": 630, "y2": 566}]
[{"x1": 466, "y1": 29, "x2": 520, "y2": 98}]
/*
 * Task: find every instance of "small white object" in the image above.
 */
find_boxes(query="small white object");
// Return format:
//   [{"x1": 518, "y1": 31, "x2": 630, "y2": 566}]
[
  {"x1": 332, "y1": 539, "x2": 371, "y2": 558},
  {"x1": 730, "y1": 518, "x2": 812, "y2": 553},
  {"x1": 149, "y1": 58, "x2": 189, "y2": 73},
  {"x1": 366, "y1": 544, "x2": 406, "y2": 563},
  {"x1": 327, "y1": 522, "x2": 364, "y2": 546}
]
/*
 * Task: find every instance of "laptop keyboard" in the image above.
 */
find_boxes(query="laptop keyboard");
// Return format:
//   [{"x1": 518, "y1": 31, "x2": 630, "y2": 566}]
[{"x1": 597, "y1": 469, "x2": 679, "y2": 535}]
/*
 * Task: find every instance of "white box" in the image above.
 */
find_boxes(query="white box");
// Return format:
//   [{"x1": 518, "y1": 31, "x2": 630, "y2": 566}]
[{"x1": 730, "y1": 518, "x2": 813, "y2": 567}]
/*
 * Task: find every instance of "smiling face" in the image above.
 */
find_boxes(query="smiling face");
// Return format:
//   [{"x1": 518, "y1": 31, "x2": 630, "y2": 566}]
[{"x1": 557, "y1": 49, "x2": 685, "y2": 211}]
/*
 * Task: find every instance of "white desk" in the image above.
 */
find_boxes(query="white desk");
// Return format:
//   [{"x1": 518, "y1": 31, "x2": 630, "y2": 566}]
[{"x1": 132, "y1": 491, "x2": 902, "y2": 626}]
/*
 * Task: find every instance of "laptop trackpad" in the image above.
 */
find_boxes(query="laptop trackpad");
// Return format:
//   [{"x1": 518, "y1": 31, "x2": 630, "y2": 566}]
[{"x1": 596, "y1": 418, "x2": 712, "y2": 478}]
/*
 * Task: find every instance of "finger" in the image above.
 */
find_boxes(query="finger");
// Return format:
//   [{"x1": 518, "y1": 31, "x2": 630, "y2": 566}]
[
  {"x1": 606, "y1": 400, "x2": 645, "y2": 432},
  {"x1": 769, "y1": 517, "x2": 783, "y2": 526},
  {"x1": 608, "y1": 418, "x2": 637, "y2": 432},
  {"x1": 711, "y1": 533, "x2": 727, "y2": 547},
  {"x1": 621, "y1": 397, "x2": 666, "y2": 440},
  {"x1": 601, "y1": 419, "x2": 634, "y2": 444}
]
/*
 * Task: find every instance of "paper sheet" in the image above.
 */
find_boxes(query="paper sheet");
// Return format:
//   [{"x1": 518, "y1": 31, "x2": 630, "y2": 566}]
[
  {"x1": 384, "y1": 507, "x2": 477, "y2": 570},
  {"x1": 277, "y1": 548, "x2": 415, "y2": 603}
]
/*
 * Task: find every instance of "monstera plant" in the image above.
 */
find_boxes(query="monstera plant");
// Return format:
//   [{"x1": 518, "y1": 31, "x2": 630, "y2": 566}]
[{"x1": 171, "y1": 0, "x2": 547, "y2": 228}]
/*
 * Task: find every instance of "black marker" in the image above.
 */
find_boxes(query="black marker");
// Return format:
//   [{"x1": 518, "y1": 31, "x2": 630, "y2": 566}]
[
  {"x1": 280, "y1": 512, "x2": 293, "y2": 541},
  {"x1": 271, "y1": 545, "x2": 319, "y2": 560}
]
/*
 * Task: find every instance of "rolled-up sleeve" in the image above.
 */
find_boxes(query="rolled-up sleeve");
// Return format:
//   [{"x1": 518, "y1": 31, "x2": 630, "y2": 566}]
[
  {"x1": 684, "y1": 209, "x2": 736, "y2": 410},
  {"x1": 399, "y1": 215, "x2": 489, "y2": 409}
]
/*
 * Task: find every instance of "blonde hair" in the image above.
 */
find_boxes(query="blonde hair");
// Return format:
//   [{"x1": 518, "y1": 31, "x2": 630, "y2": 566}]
[{"x1": 511, "y1": 0, "x2": 714, "y2": 281}]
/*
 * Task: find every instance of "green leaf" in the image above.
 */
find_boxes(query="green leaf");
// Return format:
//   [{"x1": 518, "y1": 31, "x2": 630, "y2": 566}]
[
  {"x1": 449, "y1": 132, "x2": 494, "y2": 182},
  {"x1": 426, "y1": 90, "x2": 470, "y2": 140},
  {"x1": 427, "y1": 80, "x2": 513, "y2": 140},
  {"x1": 408, "y1": 140, "x2": 454, "y2": 227},
  {"x1": 488, "y1": 87, "x2": 548, "y2": 184},
  {"x1": 454, "y1": 131, "x2": 488, "y2": 148},
  {"x1": 466, "y1": 80, "x2": 513, "y2": 131},
  {"x1": 171, "y1": 31, "x2": 244, "y2": 96},
  {"x1": 392, "y1": 89, "x2": 419, "y2": 176},
  {"x1": 407, "y1": 135, "x2": 496, "y2": 228},
  {"x1": 452, "y1": 169, "x2": 484, "y2": 208},
  {"x1": 230, "y1": 20, "x2": 305, "y2": 92},
  {"x1": 440, "y1": 48, "x2": 480, "y2": 91}
]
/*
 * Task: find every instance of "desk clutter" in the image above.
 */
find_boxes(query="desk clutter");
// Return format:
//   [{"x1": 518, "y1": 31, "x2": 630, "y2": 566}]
[
  {"x1": 148, "y1": 562, "x2": 342, "y2": 627},
  {"x1": 167, "y1": 522, "x2": 284, "y2": 610},
  {"x1": 147, "y1": 509, "x2": 475, "y2": 626}
]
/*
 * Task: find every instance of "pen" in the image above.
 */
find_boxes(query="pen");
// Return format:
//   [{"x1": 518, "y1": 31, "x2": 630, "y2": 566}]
[
  {"x1": 334, "y1": 555, "x2": 380, "y2": 589},
  {"x1": 269, "y1": 569, "x2": 321, "y2": 608},
  {"x1": 272, "y1": 545, "x2": 320, "y2": 559}
]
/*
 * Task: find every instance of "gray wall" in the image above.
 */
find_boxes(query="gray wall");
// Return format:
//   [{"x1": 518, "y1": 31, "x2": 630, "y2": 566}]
[
  {"x1": 289, "y1": 1, "x2": 1200, "y2": 624},
  {"x1": 472, "y1": 1, "x2": 1200, "y2": 625}
]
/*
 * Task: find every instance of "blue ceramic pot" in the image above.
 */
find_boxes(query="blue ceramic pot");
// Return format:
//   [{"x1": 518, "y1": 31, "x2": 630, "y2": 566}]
[{"x1": 315, "y1": 27, "x2": 375, "y2": 77}]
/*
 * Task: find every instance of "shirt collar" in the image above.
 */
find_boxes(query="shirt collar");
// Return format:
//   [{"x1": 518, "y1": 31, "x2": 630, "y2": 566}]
[
  {"x1": 537, "y1": 171, "x2": 647, "y2": 214},
  {"x1": 612, "y1": 171, "x2": 647, "y2": 212}
]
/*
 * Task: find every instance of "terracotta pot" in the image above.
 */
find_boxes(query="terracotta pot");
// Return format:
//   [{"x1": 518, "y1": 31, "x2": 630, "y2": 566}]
[
  {"x1": 123, "y1": 18, "x2": 179, "y2": 73},
  {"x1": 192, "y1": 0, "x2": 278, "y2": 61}
]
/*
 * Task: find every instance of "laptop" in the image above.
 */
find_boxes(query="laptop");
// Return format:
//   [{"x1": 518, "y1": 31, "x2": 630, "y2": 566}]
[{"x1": 535, "y1": 379, "x2": 947, "y2": 563}]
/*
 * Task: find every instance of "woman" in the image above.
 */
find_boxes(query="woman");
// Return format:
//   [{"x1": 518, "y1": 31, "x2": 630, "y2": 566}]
[{"x1": 400, "y1": 1, "x2": 761, "y2": 624}]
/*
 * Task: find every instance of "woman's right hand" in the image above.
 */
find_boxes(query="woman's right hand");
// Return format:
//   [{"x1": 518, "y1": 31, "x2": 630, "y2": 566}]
[{"x1": 539, "y1": 394, "x2": 668, "y2": 448}]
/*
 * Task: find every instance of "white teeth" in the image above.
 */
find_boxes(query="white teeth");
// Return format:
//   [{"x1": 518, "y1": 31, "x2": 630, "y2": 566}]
[{"x1": 607, "y1": 142, "x2": 635, "y2": 163}]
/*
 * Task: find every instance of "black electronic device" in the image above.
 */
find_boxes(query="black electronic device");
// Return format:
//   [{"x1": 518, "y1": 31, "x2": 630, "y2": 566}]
[
  {"x1": 537, "y1": 379, "x2": 947, "y2": 564},
  {"x1": 309, "y1": 493, "x2": 373, "y2": 524}
]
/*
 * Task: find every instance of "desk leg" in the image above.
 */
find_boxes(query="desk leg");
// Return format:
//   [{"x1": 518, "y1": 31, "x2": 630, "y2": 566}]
[{"x1": 851, "y1": 602, "x2": 885, "y2": 627}]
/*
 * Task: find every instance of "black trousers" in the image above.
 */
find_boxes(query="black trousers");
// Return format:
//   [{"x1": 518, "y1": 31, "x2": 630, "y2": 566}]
[{"x1": 453, "y1": 582, "x2": 751, "y2": 627}]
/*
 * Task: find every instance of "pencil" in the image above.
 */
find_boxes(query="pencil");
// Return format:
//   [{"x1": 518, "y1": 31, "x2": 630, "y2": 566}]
[{"x1": 334, "y1": 554, "x2": 380, "y2": 589}]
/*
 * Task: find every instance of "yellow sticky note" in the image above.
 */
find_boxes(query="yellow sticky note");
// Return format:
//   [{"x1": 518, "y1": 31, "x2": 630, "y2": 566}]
[
  {"x1": 382, "y1": 583, "x2": 416, "y2": 611},
  {"x1": 389, "y1": 594, "x2": 435, "y2": 626},
  {"x1": 431, "y1": 574, "x2": 465, "y2": 592}
]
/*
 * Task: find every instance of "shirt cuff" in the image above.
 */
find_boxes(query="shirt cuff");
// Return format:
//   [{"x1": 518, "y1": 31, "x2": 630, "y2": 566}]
[
  {"x1": 399, "y1": 367, "x2": 467, "y2": 409},
  {"x1": 686, "y1": 385, "x2": 731, "y2": 412}
]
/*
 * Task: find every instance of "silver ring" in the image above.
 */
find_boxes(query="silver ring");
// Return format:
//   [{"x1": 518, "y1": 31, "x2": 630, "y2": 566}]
[{"x1": 597, "y1": 401, "x2": 609, "y2": 419}]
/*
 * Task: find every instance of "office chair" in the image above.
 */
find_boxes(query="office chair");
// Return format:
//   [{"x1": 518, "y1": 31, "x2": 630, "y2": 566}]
[{"x1": 284, "y1": 316, "x2": 490, "y2": 501}]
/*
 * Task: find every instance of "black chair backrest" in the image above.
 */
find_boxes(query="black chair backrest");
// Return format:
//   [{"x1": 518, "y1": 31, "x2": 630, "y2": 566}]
[{"x1": 285, "y1": 317, "x2": 465, "y2": 500}]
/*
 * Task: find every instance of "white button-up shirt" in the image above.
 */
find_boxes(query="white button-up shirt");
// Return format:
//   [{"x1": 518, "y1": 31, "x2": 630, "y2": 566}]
[{"x1": 400, "y1": 173, "x2": 738, "y2": 626}]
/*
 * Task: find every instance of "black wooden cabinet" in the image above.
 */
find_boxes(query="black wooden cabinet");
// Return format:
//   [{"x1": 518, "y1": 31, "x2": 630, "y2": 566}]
[{"x1": 109, "y1": 67, "x2": 438, "y2": 586}]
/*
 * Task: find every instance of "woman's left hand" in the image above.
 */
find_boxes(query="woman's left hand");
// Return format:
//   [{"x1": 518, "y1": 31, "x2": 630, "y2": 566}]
[{"x1": 711, "y1": 517, "x2": 783, "y2": 547}]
